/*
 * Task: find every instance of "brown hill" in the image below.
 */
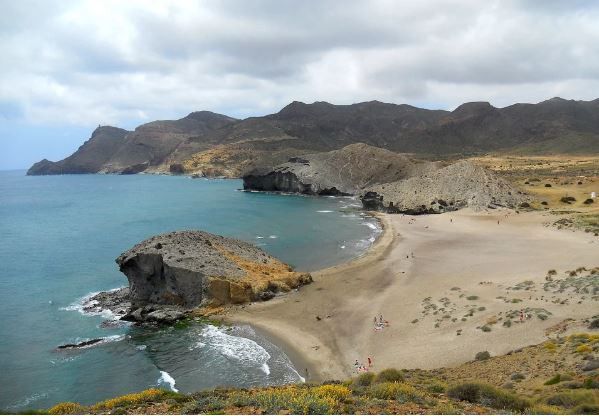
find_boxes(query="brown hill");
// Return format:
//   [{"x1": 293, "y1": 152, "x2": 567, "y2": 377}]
[{"x1": 28, "y1": 97, "x2": 599, "y2": 176}]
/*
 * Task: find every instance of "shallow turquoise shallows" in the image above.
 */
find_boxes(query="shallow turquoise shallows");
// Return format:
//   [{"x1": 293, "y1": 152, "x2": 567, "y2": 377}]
[{"x1": 0, "y1": 171, "x2": 380, "y2": 411}]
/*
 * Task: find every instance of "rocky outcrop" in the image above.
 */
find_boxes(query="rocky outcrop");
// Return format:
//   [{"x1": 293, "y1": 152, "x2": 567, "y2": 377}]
[
  {"x1": 115, "y1": 230, "x2": 312, "y2": 312},
  {"x1": 27, "y1": 126, "x2": 130, "y2": 175},
  {"x1": 362, "y1": 161, "x2": 530, "y2": 214},
  {"x1": 243, "y1": 143, "x2": 438, "y2": 195}
]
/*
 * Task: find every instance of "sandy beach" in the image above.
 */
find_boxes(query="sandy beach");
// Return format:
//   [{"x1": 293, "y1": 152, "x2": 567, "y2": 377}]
[{"x1": 228, "y1": 209, "x2": 598, "y2": 381}]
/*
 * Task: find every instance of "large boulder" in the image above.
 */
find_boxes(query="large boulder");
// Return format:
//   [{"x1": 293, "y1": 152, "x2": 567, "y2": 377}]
[{"x1": 115, "y1": 230, "x2": 312, "y2": 310}]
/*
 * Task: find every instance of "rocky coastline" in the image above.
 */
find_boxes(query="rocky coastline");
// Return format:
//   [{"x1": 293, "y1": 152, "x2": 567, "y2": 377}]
[{"x1": 85, "y1": 230, "x2": 312, "y2": 326}]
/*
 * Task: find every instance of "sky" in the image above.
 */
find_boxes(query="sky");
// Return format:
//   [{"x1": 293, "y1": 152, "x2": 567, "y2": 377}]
[{"x1": 2, "y1": 1, "x2": 599, "y2": 169}]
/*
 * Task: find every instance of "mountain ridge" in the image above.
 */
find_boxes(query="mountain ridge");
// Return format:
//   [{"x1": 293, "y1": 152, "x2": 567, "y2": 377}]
[{"x1": 27, "y1": 97, "x2": 599, "y2": 176}]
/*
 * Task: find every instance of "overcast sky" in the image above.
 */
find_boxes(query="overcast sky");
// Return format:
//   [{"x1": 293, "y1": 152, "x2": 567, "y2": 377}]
[{"x1": 2, "y1": 0, "x2": 599, "y2": 169}]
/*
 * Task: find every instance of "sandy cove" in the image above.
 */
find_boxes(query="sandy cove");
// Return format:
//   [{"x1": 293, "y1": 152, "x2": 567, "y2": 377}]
[{"x1": 228, "y1": 209, "x2": 598, "y2": 381}]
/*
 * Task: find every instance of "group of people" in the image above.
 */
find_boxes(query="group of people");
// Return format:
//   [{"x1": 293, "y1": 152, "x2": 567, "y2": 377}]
[
  {"x1": 354, "y1": 357, "x2": 373, "y2": 372},
  {"x1": 374, "y1": 314, "x2": 389, "y2": 330}
]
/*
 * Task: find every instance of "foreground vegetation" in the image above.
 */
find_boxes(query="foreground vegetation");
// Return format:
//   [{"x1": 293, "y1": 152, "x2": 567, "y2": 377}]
[{"x1": 26, "y1": 333, "x2": 598, "y2": 415}]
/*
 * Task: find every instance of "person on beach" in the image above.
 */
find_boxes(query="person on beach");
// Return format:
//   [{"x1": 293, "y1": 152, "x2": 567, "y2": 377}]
[
  {"x1": 354, "y1": 360, "x2": 359, "y2": 371},
  {"x1": 368, "y1": 357, "x2": 372, "y2": 367},
  {"x1": 379, "y1": 314, "x2": 384, "y2": 324},
  {"x1": 519, "y1": 309, "x2": 524, "y2": 322}
]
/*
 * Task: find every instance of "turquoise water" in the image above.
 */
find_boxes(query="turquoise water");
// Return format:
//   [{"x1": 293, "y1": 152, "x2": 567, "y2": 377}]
[{"x1": 0, "y1": 171, "x2": 380, "y2": 411}]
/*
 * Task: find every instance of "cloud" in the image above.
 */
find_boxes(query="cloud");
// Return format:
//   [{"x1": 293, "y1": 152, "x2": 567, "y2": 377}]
[{"x1": 1, "y1": 0, "x2": 599, "y2": 126}]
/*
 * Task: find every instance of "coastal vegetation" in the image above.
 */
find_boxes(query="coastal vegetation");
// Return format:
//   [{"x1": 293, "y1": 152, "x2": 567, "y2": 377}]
[{"x1": 35, "y1": 334, "x2": 599, "y2": 415}]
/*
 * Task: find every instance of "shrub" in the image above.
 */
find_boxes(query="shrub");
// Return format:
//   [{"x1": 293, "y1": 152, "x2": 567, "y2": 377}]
[
  {"x1": 313, "y1": 384, "x2": 351, "y2": 400},
  {"x1": 511, "y1": 373, "x2": 525, "y2": 381},
  {"x1": 583, "y1": 198, "x2": 595, "y2": 205},
  {"x1": 426, "y1": 381, "x2": 447, "y2": 394},
  {"x1": 538, "y1": 314, "x2": 548, "y2": 320},
  {"x1": 466, "y1": 295, "x2": 479, "y2": 301},
  {"x1": 572, "y1": 404, "x2": 599, "y2": 414},
  {"x1": 369, "y1": 382, "x2": 421, "y2": 402},
  {"x1": 47, "y1": 402, "x2": 86, "y2": 415},
  {"x1": 545, "y1": 374, "x2": 562, "y2": 385},
  {"x1": 91, "y1": 388, "x2": 168, "y2": 411},
  {"x1": 560, "y1": 196, "x2": 576, "y2": 204},
  {"x1": 546, "y1": 390, "x2": 597, "y2": 408},
  {"x1": 576, "y1": 344, "x2": 593, "y2": 354},
  {"x1": 447, "y1": 382, "x2": 530, "y2": 412},
  {"x1": 503, "y1": 319, "x2": 512, "y2": 328},
  {"x1": 481, "y1": 325, "x2": 492, "y2": 332},
  {"x1": 374, "y1": 368, "x2": 404, "y2": 383},
  {"x1": 544, "y1": 341, "x2": 557, "y2": 352},
  {"x1": 525, "y1": 404, "x2": 564, "y2": 414},
  {"x1": 244, "y1": 386, "x2": 339, "y2": 414},
  {"x1": 475, "y1": 351, "x2": 491, "y2": 361},
  {"x1": 352, "y1": 372, "x2": 375, "y2": 387},
  {"x1": 433, "y1": 402, "x2": 460, "y2": 414}
]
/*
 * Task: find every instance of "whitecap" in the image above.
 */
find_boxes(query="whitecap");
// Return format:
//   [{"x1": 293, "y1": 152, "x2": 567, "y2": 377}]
[
  {"x1": 60, "y1": 287, "x2": 127, "y2": 320},
  {"x1": 255, "y1": 236, "x2": 264, "y2": 239},
  {"x1": 136, "y1": 345, "x2": 147, "y2": 351},
  {"x1": 7, "y1": 392, "x2": 49, "y2": 410},
  {"x1": 268, "y1": 235, "x2": 277, "y2": 239},
  {"x1": 316, "y1": 210, "x2": 333, "y2": 213},
  {"x1": 158, "y1": 370, "x2": 179, "y2": 392},
  {"x1": 200, "y1": 325, "x2": 271, "y2": 373},
  {"x1": 362, "y1": 222, "x2": 378, "y2": 230}
]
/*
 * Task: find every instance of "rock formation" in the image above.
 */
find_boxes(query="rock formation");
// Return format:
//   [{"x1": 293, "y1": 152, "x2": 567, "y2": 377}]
[
  {"x1": 112, "y1": 231, "x2": 311, "y2": 322},
  {"x1": 243, "y1": 143, "x2": 438, "y2": 195},
  {"x1": 362, "y1": 160, "x2": 530, "y2": 214},
  {"x1": 28, "y1": 98, "x2": 599, "y2": 176}
]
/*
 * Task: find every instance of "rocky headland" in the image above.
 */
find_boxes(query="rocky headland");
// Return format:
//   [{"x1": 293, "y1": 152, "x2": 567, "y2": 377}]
[
  {"x1": 243, "y1": 143, "x2": 439, "y2": 195},
  {"x1": 93, "y1": 230, "x2": 312, "y2": 324}
]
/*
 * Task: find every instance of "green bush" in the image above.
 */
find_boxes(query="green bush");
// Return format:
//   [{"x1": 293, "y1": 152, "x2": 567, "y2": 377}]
[
  {"x1": 369, "y1": 382, "x2": 422, "y2": 403},
  {"x1": 525, "y1": 404, "x2": 564, "y2": 414},
  {"x1": 374, "y1": 368, "x2": 404, "y2": 383},
  {"x1": 466, "y1": 295, "x2": 479, "y2": 301},
  {"x1": 352, "y1": 372, "x2": 375, "y2": 387},
  {"x1": 545, "y1": 374, "x2": 562, "y2": 385},
  {"x1": 475, "y1": 351, "x2": 491, "y2": 361},
  {"x1": 447, "y1": 382, "x2": 530, "y2": 412},
  {"x1": 571, "y1": 403, "x2": 599, "y2": 414},
  {"x1": 546, "y1": 390, "x2": 597, "y2": 408}
]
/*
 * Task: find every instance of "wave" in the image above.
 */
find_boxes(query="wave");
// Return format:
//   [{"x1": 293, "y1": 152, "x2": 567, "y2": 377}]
[
  {"x1": 362, "y1": 222, "x2": 379, "y2": 230},
  {"x1": 201, "y1": 325, "x2": 271, "y2": 375},
  {"x1": 268, "y1": 235, "x2": 278, "y2": 239},
  {"x1": 316, "y1": 210, "x2": 333, "y2": 213},
  {"x1": 6, "y1": 391, "x2": 49, "y2": 410},
  {"x1": 60, "y1": 287, "x2": 127, "y2": 320},
  {"x1": 158, "y1": 370, "x2": 179, "y2": 392}
]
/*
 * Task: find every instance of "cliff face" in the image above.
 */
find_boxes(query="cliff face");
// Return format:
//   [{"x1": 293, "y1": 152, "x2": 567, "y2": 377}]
[
  {"x1": 27, "y1": 126, "x2": 130, "y2": 175},
  {"x1": 243, "y1": 143, "x2": 438, "y2": 195},
  {"x1": 28, "y1": 97, "x2": 599, "y2": 176},
  {"x1": 115, "y1": 230, "x2": 312, "y2": 310}
]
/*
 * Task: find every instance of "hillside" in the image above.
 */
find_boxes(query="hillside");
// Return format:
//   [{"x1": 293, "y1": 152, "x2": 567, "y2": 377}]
[
  {"x1": 28, "y1": 98, "x2": 599, "y2": 176},
  {"x1": 243, "y1": 143, "x2": 439, "y2": 195},
  {"x1": 42, "y1": 334, "x2": 599, "y2": 414}
]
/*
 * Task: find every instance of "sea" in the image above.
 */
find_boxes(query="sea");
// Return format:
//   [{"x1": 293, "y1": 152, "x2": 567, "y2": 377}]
[{"x1": 0, "y1": 171, "x2": 381, "y2": 411}]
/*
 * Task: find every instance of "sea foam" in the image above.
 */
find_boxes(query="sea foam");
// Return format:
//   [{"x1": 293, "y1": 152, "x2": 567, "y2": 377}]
[{"x1": 158, "y1": 370, "x2": 179, "y2": 392}]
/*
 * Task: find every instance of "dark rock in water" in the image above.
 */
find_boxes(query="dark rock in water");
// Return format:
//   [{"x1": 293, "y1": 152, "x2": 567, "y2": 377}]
[
  {"x1": 361, "y1": 191, "x2": 385, "y2": 211},
  {"x1": 84, "y1": 287, "x2": 131, "y2": 318},
  {"x1": 57, "y1": 338, "x2": 104, "y2": 350},
  {"x1": 169, "y1": 163, "x2": 185, "y2": 174},
  {"x1": 120, "y1": 162, "x2": 149, "y2": 174},
  {"x1": 121, "y1": 305, "x2": 186, "y2": 324}
]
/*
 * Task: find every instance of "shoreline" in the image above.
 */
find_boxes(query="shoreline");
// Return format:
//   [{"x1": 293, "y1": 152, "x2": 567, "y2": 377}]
[
  {"x1": 228, "y1": 208, "x2": 599, "y2": 381},
  {"x1": 227, "y1": 210, "x2": 395, "y2": 381}
]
